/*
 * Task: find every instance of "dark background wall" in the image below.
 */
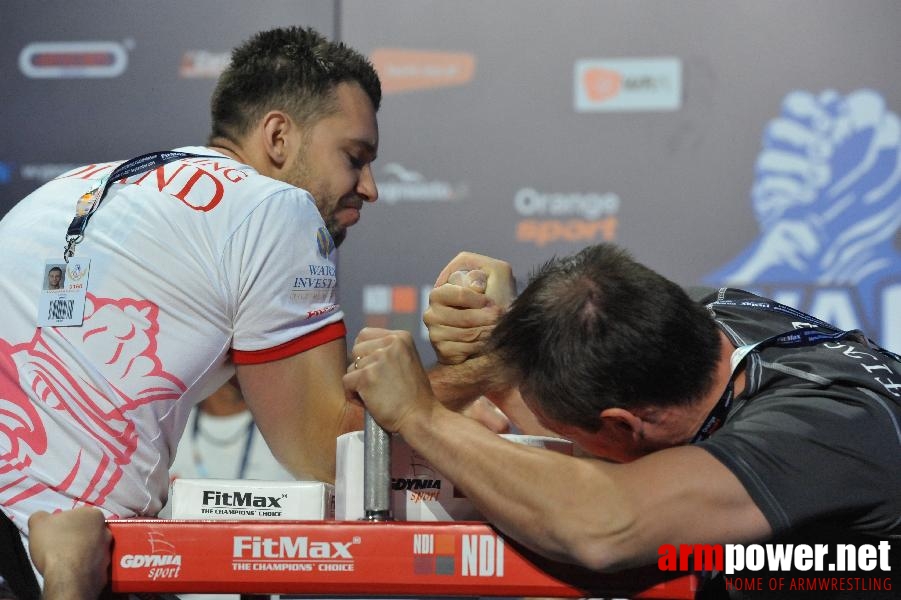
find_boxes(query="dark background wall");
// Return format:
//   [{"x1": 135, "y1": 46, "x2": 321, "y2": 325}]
[{"x1": 3, "y1": 0, "x2": 899, "y2": 358}]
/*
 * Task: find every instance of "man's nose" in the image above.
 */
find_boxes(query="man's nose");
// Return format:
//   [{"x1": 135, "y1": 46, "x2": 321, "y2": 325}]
[{"x1": 358, "y1": 164, "x2": 378, "y2": 203}]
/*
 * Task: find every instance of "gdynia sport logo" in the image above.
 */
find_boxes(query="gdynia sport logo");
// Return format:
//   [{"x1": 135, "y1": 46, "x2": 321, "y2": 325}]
[{"x1": 658, "y1": 541, "x2": 893, "y2": 593}]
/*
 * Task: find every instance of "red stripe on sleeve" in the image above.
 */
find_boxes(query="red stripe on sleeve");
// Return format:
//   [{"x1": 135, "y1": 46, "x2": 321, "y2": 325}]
[{"x1": 231, "y1": 321, "x2": 346, "y2": 365}]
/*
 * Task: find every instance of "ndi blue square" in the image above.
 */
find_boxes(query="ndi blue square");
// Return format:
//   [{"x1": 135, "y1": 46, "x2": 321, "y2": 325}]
[{"x1": 435, "y1": 555, "x2": 455, "y2": 575}]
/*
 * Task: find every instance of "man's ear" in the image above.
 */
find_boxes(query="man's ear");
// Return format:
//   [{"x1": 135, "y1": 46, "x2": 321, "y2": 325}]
[
  {"x1": 599, "y1": 407, "x2": 645, "y2": 443},
  {"x1": 260, "y1": 110, "x2": 294, "y2": 167}
]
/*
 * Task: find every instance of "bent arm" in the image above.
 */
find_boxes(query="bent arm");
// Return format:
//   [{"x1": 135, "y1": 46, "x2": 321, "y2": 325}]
[
  {"x1": 344, "y1": 329, "x2": 771, "y2": 571},
  {"x1": 238, "y1": 337, "x2": 363, "y2": 484},
  {"x1": 398, "y1": 406, "x2": 771, "y2": 571}
]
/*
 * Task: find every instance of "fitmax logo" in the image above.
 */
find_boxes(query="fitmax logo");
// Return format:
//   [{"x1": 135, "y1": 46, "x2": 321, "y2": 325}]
[
  {"x1": 202, "y1": 490, "x2": 284, "y2": 508},
  {"x1": 233, "y1": 536, "x2": 357, "y2": 559}
]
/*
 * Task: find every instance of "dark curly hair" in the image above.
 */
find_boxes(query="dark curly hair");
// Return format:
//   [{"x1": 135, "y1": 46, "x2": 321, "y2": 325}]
[
  {"x1": 209, "y1": 26, "x2": 381, "y2": 145},
  {"x1": 489, "y1": 243, "x2": 722, "y2": 431}
]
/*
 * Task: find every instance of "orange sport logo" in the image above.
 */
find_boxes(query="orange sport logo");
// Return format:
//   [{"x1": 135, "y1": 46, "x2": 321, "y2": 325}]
[{"x1": 582, "y1": 67, "x2": 622, "y2": 103}]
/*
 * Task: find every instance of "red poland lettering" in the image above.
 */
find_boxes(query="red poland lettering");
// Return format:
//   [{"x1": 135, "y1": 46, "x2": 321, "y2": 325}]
[
  {"x1": 129, "y1": 163, "x2": 224, "y2": 211},
  {"x1": 61, "y1": 163, "x2": 116, "y2": 180},
  {"x1": 188, "y1": 159, "x2": 248, "y2": 184}
]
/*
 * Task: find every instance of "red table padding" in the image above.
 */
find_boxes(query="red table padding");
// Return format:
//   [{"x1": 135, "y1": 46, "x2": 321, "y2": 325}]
[{"x1": 108, "y1": 519, "x2": 696, "y2": 598}]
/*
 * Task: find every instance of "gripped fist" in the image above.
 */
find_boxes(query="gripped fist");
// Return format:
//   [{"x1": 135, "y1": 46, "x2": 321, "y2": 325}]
[
  {"x1": 343, "y1": 328, "x2": 436, "y2": 433},
  {"x1": 424, "y1": 252, "x2": 516, "y2": 365},
  {"x1": 28, "y1": 506, "x2": 111, "y2": 600}
]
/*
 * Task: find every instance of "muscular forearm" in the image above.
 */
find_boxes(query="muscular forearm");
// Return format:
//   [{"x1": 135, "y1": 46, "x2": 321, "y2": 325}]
[
  {"x1": 428, "y1": 353, "x2": 513, "y2": 411},
  {"x1": 397, "y1": 404, "x2": 636, "y2": 571},
  {"x1": 41, "y1": 568, "x2": 103, "y2": 600},
  {"x1": 483, "y1": 387, "x2": 561, "y2": 437},
  {"x1": 239, "y1": 339, "x2": 361, "y2": 485},
  {"x1": 281, "y1": 399, "x2": 364, "y2": 484}
]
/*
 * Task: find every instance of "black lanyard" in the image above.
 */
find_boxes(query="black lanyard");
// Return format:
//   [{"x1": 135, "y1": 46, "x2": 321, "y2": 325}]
[
  {"x1": 691, "y1": 380, "x2": 734, "y2": 444},
  {"x1": 691, "y1": 292, "x2": 901, "y2": 443},
  {"x1": 64, "y1": 150, "x2": 215, "y2": 261}
]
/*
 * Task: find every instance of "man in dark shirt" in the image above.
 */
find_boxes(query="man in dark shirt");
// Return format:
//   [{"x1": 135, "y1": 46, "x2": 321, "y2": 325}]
[{"x1": 345, "y1": 243, "x2": 900, "y2": 598}]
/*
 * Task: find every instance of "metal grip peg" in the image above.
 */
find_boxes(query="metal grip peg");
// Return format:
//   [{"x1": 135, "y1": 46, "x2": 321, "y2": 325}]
[{"x1": 363, "y1": 411, "x2": 392, "y2": 521}]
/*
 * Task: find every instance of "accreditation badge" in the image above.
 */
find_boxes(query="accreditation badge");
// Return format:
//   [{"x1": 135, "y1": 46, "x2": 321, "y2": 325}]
[{"x1": 37, "y1": 258, "x2": 91, "y2": 327}]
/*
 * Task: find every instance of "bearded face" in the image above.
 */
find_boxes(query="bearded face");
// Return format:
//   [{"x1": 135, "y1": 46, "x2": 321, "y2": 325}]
[{"x1": 283, "y1": 82, "x2": 379, "y2": 250}]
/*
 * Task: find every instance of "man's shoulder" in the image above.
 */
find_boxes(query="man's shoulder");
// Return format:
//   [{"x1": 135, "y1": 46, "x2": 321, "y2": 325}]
[
  {"x1": 683, "y1": 285, "x2": 718, "y2": 303},
  {"x1": 684, "y1": 286, "x2": 770, "y2": 305},
  {"x1": 170, "y1": 146, "x2": 316, "y2": 212}
]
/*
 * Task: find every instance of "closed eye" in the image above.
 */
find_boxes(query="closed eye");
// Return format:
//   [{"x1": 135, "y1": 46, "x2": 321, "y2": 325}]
[{"x1": 347, "y1": 154, "x2": 366, "y2": 169}]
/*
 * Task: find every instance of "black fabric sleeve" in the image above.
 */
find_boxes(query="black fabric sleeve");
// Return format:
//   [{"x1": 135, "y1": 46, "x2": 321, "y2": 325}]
[{"x1": 698, "y1": 387, "x2": 901, "y2": 537}]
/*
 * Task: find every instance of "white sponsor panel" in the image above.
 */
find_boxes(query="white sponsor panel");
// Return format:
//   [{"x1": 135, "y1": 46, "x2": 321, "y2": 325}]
[{"x1": 168, "y1": 478, "x2": 334, "y2": 520}]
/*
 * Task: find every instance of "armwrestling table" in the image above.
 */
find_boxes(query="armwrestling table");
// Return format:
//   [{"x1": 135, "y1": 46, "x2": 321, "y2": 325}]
[{"x1": 108, "y1": 415, "x2": 697, "y2": 598}]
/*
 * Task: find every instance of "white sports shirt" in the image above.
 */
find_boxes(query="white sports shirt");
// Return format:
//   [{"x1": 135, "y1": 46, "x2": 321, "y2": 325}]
[{"x1": 0, "y1": 147, "x2": 344, "y2": 532}]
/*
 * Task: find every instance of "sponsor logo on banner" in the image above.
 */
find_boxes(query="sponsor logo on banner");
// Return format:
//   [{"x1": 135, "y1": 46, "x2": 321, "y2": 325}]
[
  {"x1": 363, "y1": 284, "x2": 431, "y2": 339},
  {"x1": 393, "y1": 477, "x2": 441, "y2": 502},
  {"x1": 378, "y1": 163, "x2": 469, "y2": 204},
  {"x1": 0, "y1": 162, "x2": 13, "y2": 185},
  {"x1": 574, "y1": 57, "x2": 681, "y2": 112},
  {"x1": 179, "y1": 50, "x2": 230, "y2": 78},
  {"x1": 513, "y1": 187, "x2": 621, "y2": 247},
  {"x1": 705, "y1": 89, "x2": 901, "y2": 352},
  {"x1": 397, "y1": 449, "x2": 443, "y2": 502},
  {"x1": 370, "y1": 49, "x2": 475, "y2": 94},
  {"x1": 119, "y1": 531, "x2": 183, "y2": 581},
  {"x1": 412, "y1": 533, "x2": 504, "y2": 577},
  {"x1": 19, "y1": 163, "x2": 82, "y2": 184},
  {"x1": 658, "y1": 541, "x2": 893, "y2": 593},
  {"x1": 19, "y1": 41, "x2": 130, "y2": 79},
  {"x1": 231, "y1": 535, "x2": 359, "y2": 573}
]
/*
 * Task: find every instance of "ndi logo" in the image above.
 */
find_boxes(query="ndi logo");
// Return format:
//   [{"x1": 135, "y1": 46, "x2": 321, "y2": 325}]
[
  {"x1": 411, "y1": 533, "x2": 503, "y2": 576},
  {"x1": 462, "y1": 534, "x2": 504, "y2": 577},
  {"x1": 706, "y1": 89, "x2": 901, "y2": 352},
  {"x1": 413, "y1": 533, "x2": 456, "y2": 575}
]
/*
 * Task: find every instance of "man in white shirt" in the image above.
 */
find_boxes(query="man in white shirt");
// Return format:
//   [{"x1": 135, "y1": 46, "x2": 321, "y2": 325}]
[{"x1": 0, "y1": 25, "x2": 379, "y2": 597}]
